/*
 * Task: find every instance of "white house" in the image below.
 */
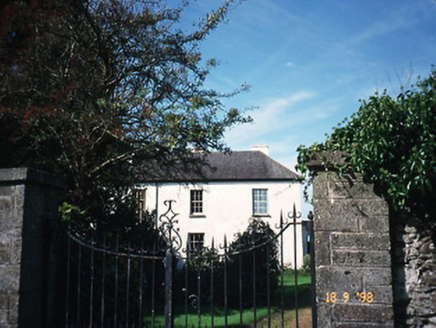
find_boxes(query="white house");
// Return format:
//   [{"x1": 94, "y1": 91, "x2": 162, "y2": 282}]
[{"x1": 134, "y1": 146, "x2": 303, "y2": 267}]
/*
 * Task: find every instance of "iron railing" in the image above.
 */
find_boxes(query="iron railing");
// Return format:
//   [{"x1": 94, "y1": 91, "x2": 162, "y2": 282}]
[{"x1": 64, "y1": 201, "x2": 316, "y2": 328}]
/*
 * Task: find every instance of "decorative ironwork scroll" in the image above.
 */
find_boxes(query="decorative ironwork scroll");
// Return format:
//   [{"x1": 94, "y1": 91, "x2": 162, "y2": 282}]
[{"x1": 158, "y1": 200, "x2": 182, "y2": 251}]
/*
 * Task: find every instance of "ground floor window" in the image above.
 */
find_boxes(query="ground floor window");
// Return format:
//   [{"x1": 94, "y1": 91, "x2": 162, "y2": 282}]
[
  {"x1": 188, "y1": 233, "x2": 204, "y2": 251},
  {"x1": 133, "y1": 188, "x2": 146, "y2": 221}
]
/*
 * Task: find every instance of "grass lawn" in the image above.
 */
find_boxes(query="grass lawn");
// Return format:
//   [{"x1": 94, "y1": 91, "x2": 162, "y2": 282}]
[{"x1": 144, "y1": 271, "x2": 312, "y2": 328}]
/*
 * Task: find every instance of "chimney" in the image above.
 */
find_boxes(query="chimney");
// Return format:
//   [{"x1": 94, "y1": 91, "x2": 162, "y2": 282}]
[{"x1": 250, "y1": 145, "x2": 269, "y2": 156}]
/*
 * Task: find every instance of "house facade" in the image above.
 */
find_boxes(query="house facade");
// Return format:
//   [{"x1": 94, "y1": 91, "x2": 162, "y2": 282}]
[{"x1": 135, "y1": 146, "x2": 303, "y2": 267}]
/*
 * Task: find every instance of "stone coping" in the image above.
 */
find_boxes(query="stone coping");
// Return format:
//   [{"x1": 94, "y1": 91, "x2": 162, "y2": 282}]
[
  {"x1": 0, "y1": 168, "x2": 65, "y2": 189},
  {"x1": 305, "y1": 151, "x2": 349, "y2": 170}
]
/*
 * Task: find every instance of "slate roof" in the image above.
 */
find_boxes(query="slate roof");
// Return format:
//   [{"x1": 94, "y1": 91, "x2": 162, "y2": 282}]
[{"x1": 138, "y1": 150, "x2": 299, "y2": 182}]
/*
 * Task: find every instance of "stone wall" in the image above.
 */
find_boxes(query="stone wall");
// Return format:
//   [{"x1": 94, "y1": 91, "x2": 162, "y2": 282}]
[
  {"x1": 391, "y1": 209, "x2": 436, "y2": 327},
  {"x1": 0, "y1": 168, "x2": 65, "y2": 328},
  {"x1": 308, "y1": 160, "x2": 395, "y2": 327}
]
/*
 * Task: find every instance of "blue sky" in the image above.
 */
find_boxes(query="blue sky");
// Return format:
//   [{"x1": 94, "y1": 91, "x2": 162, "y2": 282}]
[{"x1": 183, "y1": 0, "x2": 436, "y2": 212}]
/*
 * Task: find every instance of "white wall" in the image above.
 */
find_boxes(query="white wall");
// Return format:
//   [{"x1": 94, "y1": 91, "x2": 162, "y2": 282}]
[{"x1": 138, "y1": 180, "x2": 303, "y2": 267}]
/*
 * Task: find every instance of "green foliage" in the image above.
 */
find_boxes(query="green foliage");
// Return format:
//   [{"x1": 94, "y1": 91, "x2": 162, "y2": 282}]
[
  {"x1": 172, "y1": 219, "x2": 280, "y2": 309},
  {"x1": 296, "y1": 69, "x2": 436, "y2": 212},
  {"x1": 0, "y1": 0, "x2": 250, "y2": 222},
  {"x1": 301, "y1": 254, "x2": 311, "y2": 274},
  {"x1": 59, "y1": 201, "x2": 87, "y2": 222},
  {"x1": 66, "y1": 213, "x2": 167, "y2": 325},
  {"x1": 185, "y1": 245, "x2": 219, "y2": 269},
  {"x1": 227, "y1": 219, "x2": 279, "y2": 307}
]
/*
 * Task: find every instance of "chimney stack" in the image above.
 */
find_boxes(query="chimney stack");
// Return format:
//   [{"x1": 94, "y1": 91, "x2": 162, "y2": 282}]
[{"x1": 250, "y1": 145, "x2": 269, "y2": 156}]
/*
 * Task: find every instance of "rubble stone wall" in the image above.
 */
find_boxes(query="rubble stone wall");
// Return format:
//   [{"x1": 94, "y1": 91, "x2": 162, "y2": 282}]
[{"x1": 391, "y1": 210, "x2": 436, "y2": 327}]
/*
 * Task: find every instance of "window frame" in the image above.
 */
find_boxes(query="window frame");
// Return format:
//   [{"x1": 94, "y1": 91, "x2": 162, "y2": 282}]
[
  {"x1": 190, "y1": 189, "x2": 204, "y2": 216},
  {"x1": 133, "y1": 188, "x2": 146, "y2": 221},
  {"x1": 188, "y1": 233, "x2": 205, "y2": 252},
  {"x1": 252, "y1": 188, "x2": 269, "y2": 216}
]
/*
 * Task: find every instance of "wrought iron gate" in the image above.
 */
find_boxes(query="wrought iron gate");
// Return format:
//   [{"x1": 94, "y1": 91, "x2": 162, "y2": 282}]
[{"x1": 64, "y1": 201, "x2": 316, "y2": 328}]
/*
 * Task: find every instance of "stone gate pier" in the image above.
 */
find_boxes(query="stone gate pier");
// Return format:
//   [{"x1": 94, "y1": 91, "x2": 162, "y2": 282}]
[
  {"x1": 0, "y1": 168, "x2": 65, "y2": 328},
  {"x1": 308, "y1": 155, "x2": 395, "y2": 327}
]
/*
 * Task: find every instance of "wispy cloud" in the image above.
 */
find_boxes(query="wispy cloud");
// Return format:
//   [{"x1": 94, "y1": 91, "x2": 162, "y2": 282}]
[
  {"x1": 224, "y1": 91, "x2": 316, "y2": 147},
  {"x1": 350, "y1": 4, "x2": 419, "y2": 46}
]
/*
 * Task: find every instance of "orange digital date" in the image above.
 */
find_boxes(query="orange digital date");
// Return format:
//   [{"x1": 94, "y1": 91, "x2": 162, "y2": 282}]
[{"x1": 325, "y1": 292, "x2": 373, "y2": 304}]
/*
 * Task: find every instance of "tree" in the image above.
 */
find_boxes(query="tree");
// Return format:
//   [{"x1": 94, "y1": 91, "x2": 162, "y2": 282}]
[
  {"x1": 296, "y1": 69, "x2": 436, "y2": 215},
  {"x1": 227, "y1": 219, "x2": 279, "y2": 307},
  {"x1": 0, "y1": 0, "x2": 249, "y2": 214}
]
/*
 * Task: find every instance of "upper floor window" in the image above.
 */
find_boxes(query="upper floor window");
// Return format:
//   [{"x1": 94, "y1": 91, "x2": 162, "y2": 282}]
[
  {"x1": 190, "y1": 190, "x2": 203, "y2": 215},
  {"x1": 253, "y1": 189, "x2": 268, "y2": 215}
]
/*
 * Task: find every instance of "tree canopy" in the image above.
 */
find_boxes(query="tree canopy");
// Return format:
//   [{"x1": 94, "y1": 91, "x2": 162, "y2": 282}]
[
  {"x1": 0, "y1": 0, "x2": 249, "y2": 213},
  {"x1": 296, "y1": 69, "x2": 436, "y2": 213}
]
